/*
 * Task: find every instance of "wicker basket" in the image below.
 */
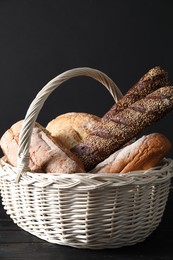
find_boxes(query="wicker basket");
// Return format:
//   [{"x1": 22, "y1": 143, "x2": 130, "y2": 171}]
[{"x1": 0, "y1": 67, "x2": 173, "y2": 249}]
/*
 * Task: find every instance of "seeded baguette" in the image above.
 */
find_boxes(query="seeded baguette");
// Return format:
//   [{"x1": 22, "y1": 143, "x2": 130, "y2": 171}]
[
  {"x1": 71, "y1": 86, "x2": 173, "y2": 171},
  {"x1": 102, "y1": 66, "x2": 169, "y2": 122}
]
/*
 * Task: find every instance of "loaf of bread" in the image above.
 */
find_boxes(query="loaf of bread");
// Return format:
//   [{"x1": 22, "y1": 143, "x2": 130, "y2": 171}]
[
  {"x1": 46, "y1": 112, "x2": 101, "y2": 149},
  {"x1": 91, "y1": 133, "x2": 172, "y2": 173},
  {"x1": 102, "y1": 66, "x2": 169, "y2": 121},
  {"x1": 0, "y1": 120, "x2": 85, "y2": 173},
  {"x1": 71, "y1": 86, "x2": 173, "y2": 171}
]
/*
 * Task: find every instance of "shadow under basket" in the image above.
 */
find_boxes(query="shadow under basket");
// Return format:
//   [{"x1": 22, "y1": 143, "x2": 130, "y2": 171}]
[{"x1": 0, "y1": 67, "x2": 173, "y2": 249}]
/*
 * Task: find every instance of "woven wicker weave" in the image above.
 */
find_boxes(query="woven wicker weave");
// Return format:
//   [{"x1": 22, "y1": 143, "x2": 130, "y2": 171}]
[{"x1": 0, "y1": 67, "x2": 173, "y2": 249}]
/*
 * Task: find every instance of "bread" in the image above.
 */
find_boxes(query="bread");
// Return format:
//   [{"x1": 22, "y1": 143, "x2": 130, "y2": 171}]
[
  {"x1": 46, "y1": 112, "x2": 101, "y2": 149},
  {"x1": 0, "y1": 120, "x2": 85, "y2": 173},
  {"x1": 71, "y1": 86, "x2": 173, "y2": 171},
  {"x1": 102, "y1": 66, "x2": 169, "y2": 121},
  {"x1": 91, "y1": 133, "x2": 172, "y2": 173}
]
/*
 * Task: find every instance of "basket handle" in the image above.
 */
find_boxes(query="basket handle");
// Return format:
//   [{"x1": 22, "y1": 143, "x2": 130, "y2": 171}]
[{"x1": 16, "y1": 67, "x2": 123, "y2": 182}]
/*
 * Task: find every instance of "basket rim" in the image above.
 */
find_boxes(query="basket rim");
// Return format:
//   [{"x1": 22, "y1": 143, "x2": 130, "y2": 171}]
[{"x1": 0, "y1": 157, "x2": 173, "y2": 190}]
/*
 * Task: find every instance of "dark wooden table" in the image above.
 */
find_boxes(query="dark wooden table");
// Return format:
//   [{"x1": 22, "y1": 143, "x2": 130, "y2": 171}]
[{"x1": 0, "y1": 187, "x2": 173, "y2": 260}]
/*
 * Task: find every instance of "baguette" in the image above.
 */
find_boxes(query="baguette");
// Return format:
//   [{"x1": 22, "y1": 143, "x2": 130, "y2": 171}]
[
  {"x1": 102, "y1": 66, "x2": 169, "y2": 122},
  {"x1": 0, "y1": 120, "x2": 85, "y2": 173},
  {"x1": 71, "y1": 86, "x2": 173, "y2": 171},
  {"x1": 91, "y1": 133, "x2": 172, "y2": 173}
]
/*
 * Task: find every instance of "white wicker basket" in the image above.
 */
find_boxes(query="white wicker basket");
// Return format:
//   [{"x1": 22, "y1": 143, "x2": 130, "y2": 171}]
[{"x1": 0, "y1": 67, "x2": 173, "y2": 249}]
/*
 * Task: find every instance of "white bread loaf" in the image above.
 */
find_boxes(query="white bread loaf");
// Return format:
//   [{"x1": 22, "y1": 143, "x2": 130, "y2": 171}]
[
  {"x1": 91, "y1": 133, "x2": 172, "y2": 173},
  {"x1": 0, "y1": 120, "x2": 85, "y2": 173}
]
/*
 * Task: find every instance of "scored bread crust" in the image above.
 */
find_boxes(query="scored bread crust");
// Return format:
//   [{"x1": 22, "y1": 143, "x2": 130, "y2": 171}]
[
  {"x1": 102, "y1": 66, "x2": 169, "y2": 122},
  {"x1": 0, "y1": 120, "x2": 85, "y2": 173},
  {"x1": 71, "y1": 86, "x2": 173, "y2": 171},
  {"x1": 91, "y1": 133, "x2": 172, "y2": 173},
  {"x1": 46, "y1": 112, "x2": 101, "y2": 149}
]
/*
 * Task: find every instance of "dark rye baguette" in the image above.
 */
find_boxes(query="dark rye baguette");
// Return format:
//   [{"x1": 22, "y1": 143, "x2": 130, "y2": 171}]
[
  {"x1": 71, "y1": 86, "x2": 173, "y2": 171},
  {"x1": 102, "y1": 66, "x2": 169, "y2": 122}
]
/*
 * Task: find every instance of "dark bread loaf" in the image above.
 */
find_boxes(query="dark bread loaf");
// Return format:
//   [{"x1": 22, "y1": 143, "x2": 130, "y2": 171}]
[
  {"x1": 71, "y1": 86, "x2": 173, "y2": 171},
  {"x1": 91, "y1": 133, "x2": 172, "y2": 173},
  {"x1": 102, "y1": 66, "x2": 169, "y2": 122}
]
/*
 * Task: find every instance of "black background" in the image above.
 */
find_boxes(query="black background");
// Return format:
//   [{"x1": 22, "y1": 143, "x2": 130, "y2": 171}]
[
  {"x1": 0, "y1": 1, "x2": 173, "y2": 259},
  {"x1": 0, "y1": 0, "x2": 173, "y2": 158}
]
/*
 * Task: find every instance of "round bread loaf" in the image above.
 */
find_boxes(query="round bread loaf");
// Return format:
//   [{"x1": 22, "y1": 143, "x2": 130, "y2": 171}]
[{"x1": 46, "y1": 112, "x2": 101, "y2": 149}]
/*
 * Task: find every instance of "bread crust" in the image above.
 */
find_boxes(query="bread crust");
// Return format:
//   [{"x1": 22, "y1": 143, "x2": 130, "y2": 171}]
[
  {"x1": 91, "y1": 133, "x2": 172, "y2": 173},
  {"x1": 0, "y1": 120, "x2": 85, "y2": 173},
  {"x1": 102, "y1": 66, "x2": 169, "y2": 121},
  {"x1": 72, "y1": 86, "x2": 173, "y2": 171},
  {"x1": 46, "y1": 112, "x2": 101, "y2": 149}
]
